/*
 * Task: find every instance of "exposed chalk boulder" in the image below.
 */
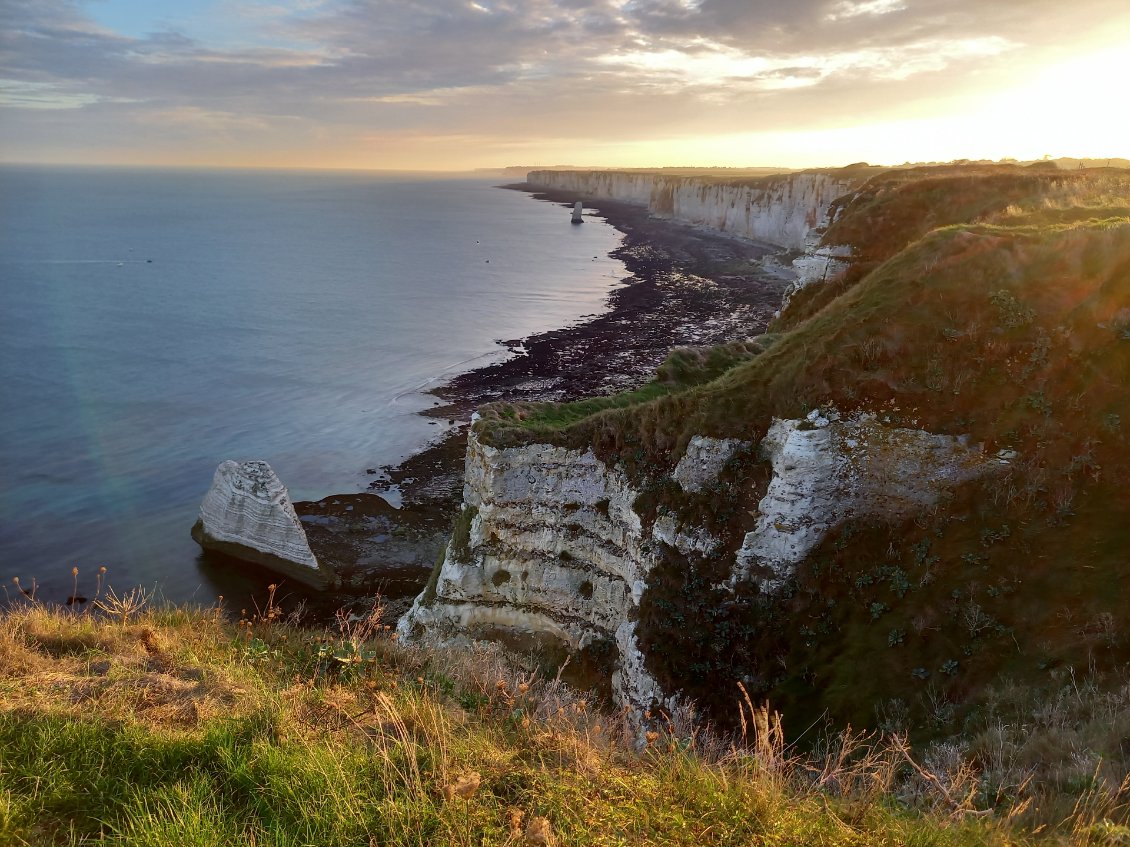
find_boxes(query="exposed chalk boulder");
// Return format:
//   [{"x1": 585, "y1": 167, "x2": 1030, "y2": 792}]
[
  {"x1": 732, "y1": 412, "x2": 991, "y2": 592},
  {"x1": 671, "y1": 435, "x2": 751, "y2": 493},
  {"x1": 776, "y1": 238, "x2": 853, "y2": 317},
  {"x1": 191, "y1": 460, "x2": 331, "y2": 589}
]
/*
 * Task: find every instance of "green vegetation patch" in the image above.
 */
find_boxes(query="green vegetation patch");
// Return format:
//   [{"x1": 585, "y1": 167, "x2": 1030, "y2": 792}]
[
  {"x1": 779, "y1": 164, "x2": 1130, "y2": 329},
  {"x1": 478, "y1": 339, "x2": 770, "y2": 445},
  {"x1": 0, "y1": 602, "x2": 1063, "y2": 846}
]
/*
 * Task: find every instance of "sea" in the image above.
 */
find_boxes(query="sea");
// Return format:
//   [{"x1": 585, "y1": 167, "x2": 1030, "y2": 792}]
[{"x1": 0, "y1": 166, "x2": 626, "y2": 605}]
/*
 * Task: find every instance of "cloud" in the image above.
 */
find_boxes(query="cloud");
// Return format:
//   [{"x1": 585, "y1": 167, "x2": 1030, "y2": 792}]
[
  {"x1": 0, "y1": 0, "x2": 1127, "y2": 166},
  {"x1": 825, "y1": 0, "x2": 906, "y2": 22},
  {"x1": 595, "y1": 34, "x2": 1014, "y2": 93}
]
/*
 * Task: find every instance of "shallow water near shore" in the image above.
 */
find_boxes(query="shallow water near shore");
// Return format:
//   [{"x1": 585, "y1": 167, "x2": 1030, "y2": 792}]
[{"x1": 0, "y1": 166, "x2": 626, "y2": 603}]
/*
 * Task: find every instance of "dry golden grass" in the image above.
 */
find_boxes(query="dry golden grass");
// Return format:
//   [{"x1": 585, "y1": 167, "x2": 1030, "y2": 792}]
[
  {"x1": 0, "y1": 604, "x2": 255, "y2": 730},
  {"x1": 2, "y1": 599, "x2": 1127, "y2": 845}
]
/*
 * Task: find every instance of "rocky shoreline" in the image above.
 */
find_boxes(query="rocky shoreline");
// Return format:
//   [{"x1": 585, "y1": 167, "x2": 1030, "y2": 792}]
[{"x1": 293, "y1": 183, "x2": 797, "y2": 610}]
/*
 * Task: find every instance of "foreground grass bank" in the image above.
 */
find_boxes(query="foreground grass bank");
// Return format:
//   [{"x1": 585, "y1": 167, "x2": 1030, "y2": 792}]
[{"x1": 1, "y1": 598, "x2": 1127, "y2": 846}]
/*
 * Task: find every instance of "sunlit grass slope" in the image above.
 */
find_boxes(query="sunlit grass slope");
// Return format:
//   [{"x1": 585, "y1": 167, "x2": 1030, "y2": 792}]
[
  {"x1": 0, "y1": 599, "x2": 1081, "y2": 847},
  {"x1": 6, "y1": 599, "x2": 1130, "y2": 845}
]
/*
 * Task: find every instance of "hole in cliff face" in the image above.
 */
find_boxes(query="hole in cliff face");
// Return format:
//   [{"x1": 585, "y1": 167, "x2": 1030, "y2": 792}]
[
  {"x1": 559, "y1": 550, "x2": 573, "y2": 561},
  {"x1": 491, "y1": 569, "x2": 511, "y2": 587},
  {"x1": 521, "y1": 571, "x2": 529, "y2": 582},
  {"x1": 579, "y1": 580, "x2": 594, "y2": 599},
  {"x1": 594, "y1": 498, "x2": 611, "y2": 518}
]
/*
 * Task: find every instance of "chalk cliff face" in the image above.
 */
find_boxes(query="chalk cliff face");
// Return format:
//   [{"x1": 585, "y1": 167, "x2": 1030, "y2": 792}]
[
  {"x1": 399, "y1": 417, "x2": 994, "y2": 710},
  {"x1": 397, "y1": 432, "x2": 668, "y2": 708},
  {"x1": 400, "y1": 166, "x2": 1130, "y2": 728},
  {"x1": 525, "y1": 170, "x2": 858, "y2": 250},
  {"x1": 733, "y1": 412, "x2": 995, "y2": 592},
  {"x1": 192, "y1": 460, "x2": 331, "y2": 590}
]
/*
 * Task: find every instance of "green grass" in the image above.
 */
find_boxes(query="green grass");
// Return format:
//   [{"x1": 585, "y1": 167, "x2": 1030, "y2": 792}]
[
  {"x1": 488, "y1": 380, "x2": 676, "y2": 432},
  {"x1": 2, "y1": 601, "x2": 1109, "y2": 846},
  {"x1": 478, "y1": 337, "x2": 772, "y2": 450},
  {"x1": 778, "y1": 165, "x2": 1130, "y2": 329}
]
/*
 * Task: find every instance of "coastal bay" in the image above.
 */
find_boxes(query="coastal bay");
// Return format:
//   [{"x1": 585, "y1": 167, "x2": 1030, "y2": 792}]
[
  {"x1": 304, "y1": 183, "x2": 795, "y2": 612},
  {"x1": 0, "y1": 169, "x2": 627, "y2": 604}
]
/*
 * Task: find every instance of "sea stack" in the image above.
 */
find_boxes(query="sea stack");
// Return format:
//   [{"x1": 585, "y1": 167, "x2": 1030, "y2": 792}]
[
  {"x1": 191, "y1": 460, "x2": 331, "y2": 589},
  {"x1": 571, "y1": 200, "x2": 584, "y2": 224}
]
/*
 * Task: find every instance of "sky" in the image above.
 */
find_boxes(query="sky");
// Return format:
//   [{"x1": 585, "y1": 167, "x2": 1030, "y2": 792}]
[{"x1": 1, "y1": 0, "x2": 1128, "y2": 170}]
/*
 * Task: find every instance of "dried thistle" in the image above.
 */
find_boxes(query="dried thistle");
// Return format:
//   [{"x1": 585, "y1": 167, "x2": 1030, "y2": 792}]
[
  {"x1": 94, "y1": 585, "x2": 149, "y2": 624},
  {"x1": 441, "y1": 771, "x2": 481, "y2": 801},
  {"x1": 523, "y1": 816, "x2": 555, "y2": 846}
]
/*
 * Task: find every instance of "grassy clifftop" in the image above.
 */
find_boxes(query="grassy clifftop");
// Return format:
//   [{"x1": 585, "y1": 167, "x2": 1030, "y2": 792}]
[
  {"x1": 780, "y1": 164, "x2": 1130, "y2": 328},
  {"x1": 0, "y1": 599, "x2": 1079, "y2": 846},
  {"x1": 475, "y1": 166, "x2": 1130, "y2": 761}
]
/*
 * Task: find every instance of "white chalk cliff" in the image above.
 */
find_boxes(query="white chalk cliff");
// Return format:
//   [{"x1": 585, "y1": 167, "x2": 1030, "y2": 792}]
[
  {"x1": 398, "y1": 430, "x2": 672, "y2": 709},
  {"x1": 191, "y1": 460, "x2": 331, "y2": 589},
  {"x1": 732, "y1": 412, "x2": 994, "y2": 592},
  {"x1": 526, "y1": 170, "x2": 859, "y2": 250},
  {"x1": 399, "y1": 415, "x2": 995, "y2": 710},
  {"x1": 399, "y1": 170, "x2": 999, "y2": 709}
]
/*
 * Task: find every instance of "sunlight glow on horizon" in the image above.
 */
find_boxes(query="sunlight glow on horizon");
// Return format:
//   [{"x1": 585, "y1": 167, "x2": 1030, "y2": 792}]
[
  {"x1": 2, "y1": 2, "x2": 1126, "y2": 172},
  {"x1": 477, "y1": 41, "x2": 1130, "y2": 171}
]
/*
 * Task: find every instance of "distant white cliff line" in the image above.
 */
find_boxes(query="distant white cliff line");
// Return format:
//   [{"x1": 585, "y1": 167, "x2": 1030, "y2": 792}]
[{"x1": 525, "y1": 169, "x2": 859, "y2": 250}]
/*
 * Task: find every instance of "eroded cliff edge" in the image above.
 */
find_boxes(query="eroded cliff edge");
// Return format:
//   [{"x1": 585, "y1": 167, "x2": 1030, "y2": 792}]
[
  {"x1": 402, "y1": 164, "x2": 1130, "y2": 730},
  {"x1": 399, "y1": 413, "x2": 997, "y2": 713}
]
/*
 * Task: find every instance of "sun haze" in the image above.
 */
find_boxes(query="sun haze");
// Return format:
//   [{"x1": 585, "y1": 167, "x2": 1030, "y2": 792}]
[{"x1": 1, "y1": 0, "x2": 1127, "y2": 169}]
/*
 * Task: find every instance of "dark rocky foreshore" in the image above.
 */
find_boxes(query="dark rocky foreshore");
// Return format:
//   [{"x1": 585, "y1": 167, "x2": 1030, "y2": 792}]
[{"x1": 295, "y1": 184, "x2": 796, "y2": 607}]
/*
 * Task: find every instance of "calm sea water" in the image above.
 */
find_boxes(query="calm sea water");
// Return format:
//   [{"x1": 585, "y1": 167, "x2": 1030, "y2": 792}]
[{"x1": 0, "y1": 166, "x2": 625, "y2": 603}]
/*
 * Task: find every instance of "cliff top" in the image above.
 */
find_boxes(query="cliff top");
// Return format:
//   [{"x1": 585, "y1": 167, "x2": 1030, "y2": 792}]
[
  {"x1": 526, "y1": 162, "x2": 885, "y2": 190},
  {"x1": 2, "y1": 596, "x2": 1113, "y2": 843}
]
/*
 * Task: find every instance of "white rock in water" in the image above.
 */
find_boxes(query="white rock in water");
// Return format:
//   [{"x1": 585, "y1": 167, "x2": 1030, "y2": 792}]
[{"x1": 191, "y1": 460, "x2": 330, "y2": 589}]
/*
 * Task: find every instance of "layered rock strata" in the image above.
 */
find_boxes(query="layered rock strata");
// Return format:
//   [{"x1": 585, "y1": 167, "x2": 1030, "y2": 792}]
[
  {"x1": 399, "y1": 416, "x2": 995, "y2": 710},
  {"x1": 398, "y1": 431, "x2": 669, "y2": 709},
  {"x1": 192, "y1": 460, "x2": 331, "y2": 589}
]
